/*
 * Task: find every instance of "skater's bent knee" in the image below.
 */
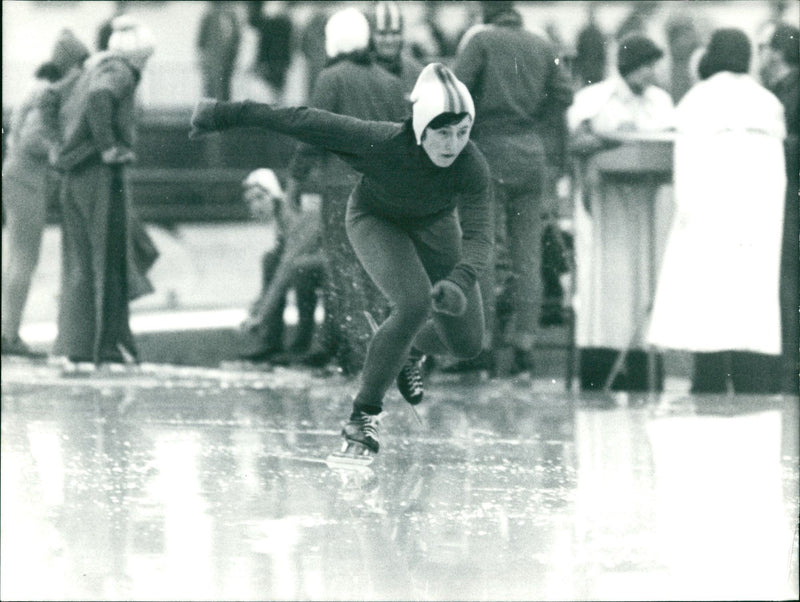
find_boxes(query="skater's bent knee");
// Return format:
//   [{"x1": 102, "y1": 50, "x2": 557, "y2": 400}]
[{"x1": 397, "y1": 295, "x2": 432, "y2": 325}]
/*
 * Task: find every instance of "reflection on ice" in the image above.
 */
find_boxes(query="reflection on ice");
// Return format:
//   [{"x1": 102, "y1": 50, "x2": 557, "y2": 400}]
[{"x1": 1, "y1": 369, "x2": 797, "y2": 601}]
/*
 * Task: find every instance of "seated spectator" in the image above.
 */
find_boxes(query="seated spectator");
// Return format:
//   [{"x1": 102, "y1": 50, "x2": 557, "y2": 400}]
[{"x1": 238, "y1": 169, "x2": 327, "y2": 364}]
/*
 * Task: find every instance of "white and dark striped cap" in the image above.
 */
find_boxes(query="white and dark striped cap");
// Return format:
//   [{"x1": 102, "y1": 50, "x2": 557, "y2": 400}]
[
  {"x1": 374, "y1": 1, "x2": 403, "y2": 33},
  {"x1": 410, "y1": 63, "x2": 475, "y2": 145}
]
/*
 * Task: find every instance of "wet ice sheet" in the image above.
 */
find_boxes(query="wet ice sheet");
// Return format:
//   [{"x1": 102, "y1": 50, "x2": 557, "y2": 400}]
[{"x1": 1, "y1": 360, "x2": 798, "y2": 601}]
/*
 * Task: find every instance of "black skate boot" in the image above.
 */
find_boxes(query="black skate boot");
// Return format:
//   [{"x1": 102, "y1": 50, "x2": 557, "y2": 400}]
[
  {"x1": 341, "y1": 409, "x2": 381, "y2": 454},
  {"x1": 397, "y1": 352, "x2": 425, "y2": 406}
]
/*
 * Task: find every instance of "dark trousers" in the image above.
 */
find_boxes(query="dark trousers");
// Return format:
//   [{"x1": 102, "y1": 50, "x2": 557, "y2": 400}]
[
  {"x1": 347, "y1": 202, "x2": 484, "y2": 411},
  {"x1": 692, "y1": 351, "x2": 781, "y2": 394},
  {"x1": 579, "y1": 347, "x2": 664, "y2": 392}
]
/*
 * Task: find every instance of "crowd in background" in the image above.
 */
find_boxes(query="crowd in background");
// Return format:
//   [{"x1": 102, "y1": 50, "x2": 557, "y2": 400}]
[{"x1": 2, "y1": 0, "x2": 797, "y2": 397}]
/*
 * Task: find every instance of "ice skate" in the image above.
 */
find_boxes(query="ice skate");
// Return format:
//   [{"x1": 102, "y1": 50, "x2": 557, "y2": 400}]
[
  {"x1": 397, "y1": 353, "x2": 425, "y2": 406},
  {"x1": 326, "y1": 410, "x2": 380, "y2": 468}
]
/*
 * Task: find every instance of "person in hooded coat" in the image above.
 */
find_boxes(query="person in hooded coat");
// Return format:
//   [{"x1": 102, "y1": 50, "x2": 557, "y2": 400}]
[
  {"x1": 1, "y1": 30, "x2": 90, "y2": 357},
  {"x1": 51, "y1": 16, "x2": 156, "y2": 366},
  {"x1": 647, "y1": 28, "x2": 787, "y2": 393}
]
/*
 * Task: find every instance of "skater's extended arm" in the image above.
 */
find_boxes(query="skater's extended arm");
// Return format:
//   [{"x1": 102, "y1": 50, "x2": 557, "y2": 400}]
[{"x1": 191, "y1": 99, "x2": 398, "y2": 158}]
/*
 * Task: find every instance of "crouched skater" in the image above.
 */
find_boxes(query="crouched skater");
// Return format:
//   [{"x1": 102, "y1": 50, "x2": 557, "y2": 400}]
[{"x1": 189, "y1": 63, "x2": 493, "y2": 457}]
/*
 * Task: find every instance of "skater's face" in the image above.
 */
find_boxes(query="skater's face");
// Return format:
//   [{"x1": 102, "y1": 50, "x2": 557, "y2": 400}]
[
  {"x1": 421, "y1": 114, "x2": 473, "y2": 167},
  {"x1": 244, "y1": 185, "x2": 277, "y2": 221}
]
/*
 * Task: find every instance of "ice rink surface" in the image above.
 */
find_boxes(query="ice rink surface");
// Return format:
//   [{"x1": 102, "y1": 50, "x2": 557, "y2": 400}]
[{"x1": 1, "y1": 357, "x2": 797, "y2": 601}]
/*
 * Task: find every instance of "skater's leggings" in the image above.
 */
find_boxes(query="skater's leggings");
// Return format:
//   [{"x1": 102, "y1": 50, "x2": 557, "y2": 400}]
[{"x1": 346, "y1": 199, "x2": 485, "y2": 411}]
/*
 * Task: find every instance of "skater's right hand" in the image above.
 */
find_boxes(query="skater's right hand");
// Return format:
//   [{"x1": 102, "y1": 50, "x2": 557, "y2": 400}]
[
  {"x1": 431, "y1": 280, "x2": 467, "y2": 316},
  {"x1": 189, "y1": 98, "x2": 219, "y2": 140}
]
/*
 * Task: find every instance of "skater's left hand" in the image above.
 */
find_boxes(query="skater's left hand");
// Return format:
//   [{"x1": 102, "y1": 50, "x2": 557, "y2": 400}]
[{"x1": 431, "y1": 280, "x2": 466, "y2": 316}]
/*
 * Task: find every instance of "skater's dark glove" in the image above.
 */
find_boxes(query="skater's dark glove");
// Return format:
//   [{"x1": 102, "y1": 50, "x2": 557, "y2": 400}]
[
  {"x1": 431, "y1": 279, "x2": 467, "y2": 316},
  {"x1": 189, "y1": 98, "x2": 220, "y2": 140}
]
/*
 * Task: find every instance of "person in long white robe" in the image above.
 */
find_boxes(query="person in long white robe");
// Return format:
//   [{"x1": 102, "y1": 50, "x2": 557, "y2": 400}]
[
  {"x1": 567, "y1": 35, "x2": 675, "y2": 390},
  {"x1": 647, "y1": 28, "x2": 786, "y2": 393}
]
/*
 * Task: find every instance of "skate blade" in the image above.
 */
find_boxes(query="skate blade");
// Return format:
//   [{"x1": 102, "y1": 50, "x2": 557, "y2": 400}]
[
  {"x1": 326, "y1": 441, "x2": 375, "y2": 469},
  {"x1": 408, "y1": 404, "x2": 424, "y2": 426},
  {"x1": 363, "y1": 310, "x2": 380, "y2": 334}
]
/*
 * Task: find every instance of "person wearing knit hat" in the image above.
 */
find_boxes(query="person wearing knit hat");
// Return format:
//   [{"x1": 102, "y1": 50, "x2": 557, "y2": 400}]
[
  {"x1": 1, "y1": 30, "x2": 90, "y2": 358},
  {"x1": 370, "y1": 1, "x2": 423, "y2": 90},
  {"x1": 107, "y1": 15, "x2": 155, "y2": 72},
  {"x1": 34, "y1": 29, "x2": 90, "y2": 81},
  {"x1": 617, "y1": 35, "x2": 664, "y2": 78},
  {"x1": 189, "y1": 61, "x2": 492, "y2": 457},
  {"x1": 238, "y1": 169, "x2": 327, "y2": 364},
  {"x1": 49, "y1": 15, "x2": 159, "y2": 368},
  {"x1": 566, "y1": 34, "x2": 674, "y2": 391},
  {"x1": 281, "y1": 6, "x2": 417, "y2": 374}
]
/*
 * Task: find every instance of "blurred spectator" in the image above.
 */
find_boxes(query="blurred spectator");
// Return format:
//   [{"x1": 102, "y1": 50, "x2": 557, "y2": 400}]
[
  {"x1": 247, "y1": 0, "x2": 293, "y2": 103},
  {"x1": 573, "y1": 4, "x2": 606, "y2": 88},
  {"x1": 452, "y1": 0, "x2": 574, "y2": 375},
  {"x1": 96, "y1": 0, "x2": 128, "y2": 51},
  {"x1": 1, "y1": 30, "x2": 90, "y2": 358},
  {"x1": 50, "y1": 16, "x2": 156, "y2": 366},
  {"x1": 284, "y1": 6, "x2": 413, "y2": 374},
  {"x1": 196, "y1": 1, "x2": 241, "y2": 101},
  {"x1": 238, "y1": 169, "x2": 326, "y2": 364},
  {"x1": 299, "y1": 4, "x2": 332, "y2": 100},
  {"x1": 567, "y1": 35, "x2": 674, "y2": 391},
  {"x1": 759, "y1": 23, "x2": 798, "y2": 393},
  {"x1": 408, "y1": 1, "x2": 477, "y2": 63},
  {"x1": 648, "y1": 28, "x2": 787, "y2": 394},
  {"x1": 615, "y1": 1, "x2": 658, "y2": 41},
  {"x1": 665, "y1": 14, "x2": 701, "y2": 103},
  {"x1": 370, "y1": 1, "x2": 423, "y2": 94}
]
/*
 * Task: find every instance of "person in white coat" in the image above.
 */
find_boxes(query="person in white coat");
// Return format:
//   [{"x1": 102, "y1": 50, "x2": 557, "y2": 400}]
[
  {"x1": 647, "y1": 28, "x2": 786, "y2": 393},
  {"x1": 567, "y1": 35, "x2": 675, "y2": 391}
]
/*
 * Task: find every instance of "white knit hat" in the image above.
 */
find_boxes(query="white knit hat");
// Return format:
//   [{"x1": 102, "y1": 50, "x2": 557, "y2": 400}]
[
  {"x1": 325, "y1": 7, "x2": 370, "y2": 59},
  {"x1": 108, "y1": 15, "x2": 155, "y2": 66},
  {"x1": 243, "y1": 169, "x2": 283, "y2": 198},
  {"x1": 410, "y1": 63, "x2": 475, "y2": 145}
]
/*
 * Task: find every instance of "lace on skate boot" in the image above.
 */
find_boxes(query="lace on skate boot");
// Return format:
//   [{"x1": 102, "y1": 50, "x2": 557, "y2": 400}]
[
  {"x1": 341, "y1": 410, "x2": 381, "y2": 453},
  {"x1": 397, "y1": 355, "x2": 425, "y2": 406}
]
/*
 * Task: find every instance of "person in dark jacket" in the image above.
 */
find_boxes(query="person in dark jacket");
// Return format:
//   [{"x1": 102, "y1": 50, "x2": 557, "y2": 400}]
[
  {"x1": 284, "y1": 7, "x2": 416, "y2": 374},
  {"x1": 453, "y1": 0, "x2": 574, "y2": 376},
  {"x1": 196, "y1": 1, "x2": 241, "y2": 101},
  {"x1": 247, "y1": 0, "x2": 293, "y2": 102},
  {"x1": 189, "y1": 62, "x2": 492, "y2": 456},
  {"x1": 51, "y1": 16, "x2": 155, "y2": 367},
  {"x1": 760, "y1": 22, "x2": 799, "y2": 394}
]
